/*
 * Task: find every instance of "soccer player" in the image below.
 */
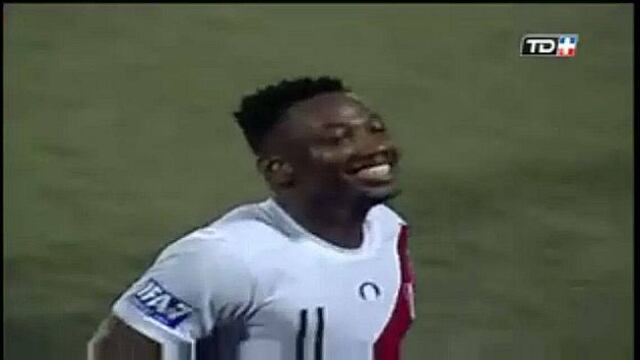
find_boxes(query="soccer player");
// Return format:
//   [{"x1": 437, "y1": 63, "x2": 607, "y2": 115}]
[{"x1": 88, "y1": 77, "x2": 415, "y2": 360}]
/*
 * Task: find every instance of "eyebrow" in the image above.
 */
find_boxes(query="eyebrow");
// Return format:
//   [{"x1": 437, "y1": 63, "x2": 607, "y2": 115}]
[
  {"x1": 319, "y1": 112, "x2": 383, "y2": 128},
  {"x1": 320, "y1": 122, "x2": 350, "y2": 129}
]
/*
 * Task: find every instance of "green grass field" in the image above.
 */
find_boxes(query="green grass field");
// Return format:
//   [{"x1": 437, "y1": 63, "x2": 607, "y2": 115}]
[{"x1": 3, "y1": 4, "x2": 633, "y2": 359}]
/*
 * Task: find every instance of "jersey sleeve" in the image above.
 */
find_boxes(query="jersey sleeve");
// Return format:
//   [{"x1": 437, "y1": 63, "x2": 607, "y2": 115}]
[{"x1": 111, "y1": 230, "x2": 255, "y2": 345}]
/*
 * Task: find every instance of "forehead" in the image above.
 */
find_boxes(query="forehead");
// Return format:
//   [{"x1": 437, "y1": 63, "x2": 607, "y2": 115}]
[{"x1": 285, "y1": 92, "x2": 374, "y2": 129}]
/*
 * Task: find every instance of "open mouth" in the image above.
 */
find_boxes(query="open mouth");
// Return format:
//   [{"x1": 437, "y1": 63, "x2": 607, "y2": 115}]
[
  {"x1": 347, "y1": 152, "x2": 396, "y2": 183},
  {"x1": 353, "y1": 163, "x2": 393, "y2": 182}
]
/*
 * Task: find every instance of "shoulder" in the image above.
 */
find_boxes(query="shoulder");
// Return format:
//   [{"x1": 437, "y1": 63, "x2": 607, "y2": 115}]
[
  {"x1": 119, "y1": 212, "x2": 270, "y2": 316},
  {"x1": 367, "y1": 203, "x2": 407, "y2": 226},
  {"x1": 367, "y1": 203, "x2": 408, "y2": 244},
  {"x1": 158, "y1": 200, "x2": 290, "y2": 267}
]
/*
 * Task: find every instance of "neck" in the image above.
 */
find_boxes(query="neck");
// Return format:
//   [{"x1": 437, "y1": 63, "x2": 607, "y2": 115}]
[{"x1": 274, "y1": 194, "x2": 372, "y2": 249}]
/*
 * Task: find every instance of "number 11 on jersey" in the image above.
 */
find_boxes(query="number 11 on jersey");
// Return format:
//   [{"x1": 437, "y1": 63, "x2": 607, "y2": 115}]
[{"x1": 296, "y1": 307, "x2": 325, "y2": 360}]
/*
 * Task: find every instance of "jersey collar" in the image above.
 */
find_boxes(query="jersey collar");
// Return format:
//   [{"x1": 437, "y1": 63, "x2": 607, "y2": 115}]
[{"x1": 261, "y1": 198, "x2": 376, "y2": 257}]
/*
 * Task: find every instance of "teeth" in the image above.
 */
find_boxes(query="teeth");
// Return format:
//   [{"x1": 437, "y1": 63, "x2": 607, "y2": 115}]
[{"x1": 356, "y1": 164, "x2": 391, "y2": 180}]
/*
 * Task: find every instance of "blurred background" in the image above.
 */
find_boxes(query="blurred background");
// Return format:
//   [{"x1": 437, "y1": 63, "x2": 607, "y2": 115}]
[{"x1": 3, "y1": 4, "x2": 633, "y2": 360}]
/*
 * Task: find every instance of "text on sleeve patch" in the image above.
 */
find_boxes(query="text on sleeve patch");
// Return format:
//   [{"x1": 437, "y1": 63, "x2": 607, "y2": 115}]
[{"x1": 129, "y1": 278, "x2": 194, "y2": 328}]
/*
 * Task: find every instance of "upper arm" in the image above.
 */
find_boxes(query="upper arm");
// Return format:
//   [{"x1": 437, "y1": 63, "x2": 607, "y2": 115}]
[
  {"x1": 109, "y1": 233, "x2": 256, "y2": 350},
  {"x1": 88, "y1": 315, "x2": 160, "y2": 360}
]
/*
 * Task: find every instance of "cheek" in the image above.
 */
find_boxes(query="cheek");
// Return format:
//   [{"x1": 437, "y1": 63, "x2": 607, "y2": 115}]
[{"x1": 309, "y1": 146, "x2": 351, "y2": 166}]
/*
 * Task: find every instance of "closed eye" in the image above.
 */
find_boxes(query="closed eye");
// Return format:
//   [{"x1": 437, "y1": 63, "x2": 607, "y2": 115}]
[
  {"x1": 369, "y1": 116, "x2": 387, "y2": 133},
  {"x1": 325, "y1": 132, "x2": 351, "y2": 145},
  {"x1": 321, "y1": 125, "x2": 353, "y2": 144}
]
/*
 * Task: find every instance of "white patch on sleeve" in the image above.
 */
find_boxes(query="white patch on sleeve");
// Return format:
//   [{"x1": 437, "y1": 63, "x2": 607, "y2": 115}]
[{"x1": 129, "y1": 278, "x2": 194, "y2": 329}]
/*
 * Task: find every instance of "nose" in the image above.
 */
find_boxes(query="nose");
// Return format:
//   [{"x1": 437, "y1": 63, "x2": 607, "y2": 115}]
[{"x1": 353, "y1": 126, "x2": 397, "y2": 159}]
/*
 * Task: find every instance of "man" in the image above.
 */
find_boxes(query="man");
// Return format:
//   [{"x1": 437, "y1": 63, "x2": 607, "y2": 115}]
[{"x1": 89, "y1": 76, "x2": 415, "y2": 360}]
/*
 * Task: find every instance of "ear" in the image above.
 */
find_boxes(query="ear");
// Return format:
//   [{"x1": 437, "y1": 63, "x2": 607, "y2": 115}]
[{"x1": 257, "y1": 156, "x2": 294, "y2": 188}]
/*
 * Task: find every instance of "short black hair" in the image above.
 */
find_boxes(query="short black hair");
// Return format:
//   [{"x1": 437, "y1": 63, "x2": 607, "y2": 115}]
[{"x1": 233, "y1": 76, "x2": 350, "y2": 154}]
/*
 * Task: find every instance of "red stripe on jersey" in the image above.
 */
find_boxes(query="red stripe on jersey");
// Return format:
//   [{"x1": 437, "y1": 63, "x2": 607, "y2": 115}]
[{"x1": 373, "y1": 225, "x2": 415, "y2": 360}]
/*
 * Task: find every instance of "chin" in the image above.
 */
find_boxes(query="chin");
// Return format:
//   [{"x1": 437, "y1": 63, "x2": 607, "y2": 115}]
[{"x1": 358, "y1": 185, "x2": 401, "y2": 206}]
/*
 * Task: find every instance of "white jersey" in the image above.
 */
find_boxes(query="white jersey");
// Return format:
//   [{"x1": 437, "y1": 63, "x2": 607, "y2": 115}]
[{"x1": 113, "y1": 198, "x2": 415, "y2": 360}]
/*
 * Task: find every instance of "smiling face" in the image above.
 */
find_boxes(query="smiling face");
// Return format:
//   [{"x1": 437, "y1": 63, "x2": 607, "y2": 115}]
[{"x1": 261, "y1": 92, "x2": 400, "y2": 207}]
